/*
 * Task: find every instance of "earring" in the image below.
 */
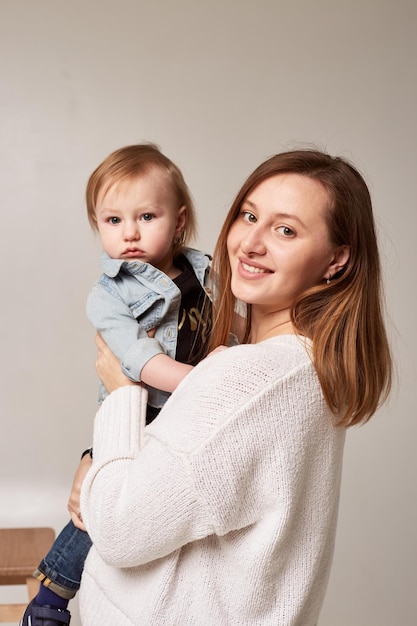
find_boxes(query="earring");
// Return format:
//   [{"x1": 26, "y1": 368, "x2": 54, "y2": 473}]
[{"x1": 326, "y1": 275, "x2": 332, "y2": 285}]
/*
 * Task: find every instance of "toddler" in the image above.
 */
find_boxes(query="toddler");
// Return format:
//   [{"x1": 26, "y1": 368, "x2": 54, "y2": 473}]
[{"x1": 21, "y1": 144, "x2": 212, "y2": 626}]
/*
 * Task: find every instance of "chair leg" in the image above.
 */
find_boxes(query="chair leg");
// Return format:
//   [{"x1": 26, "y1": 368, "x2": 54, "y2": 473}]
[
  {"x1": 26, "y1": 575, "x2": 40, "y2": 600},
  {"x1": 0, "y1": 527, "x2": 55, "y2": 623},
  {"x1": 0, "y1": 578, "x2": 39, "y2": 622}
]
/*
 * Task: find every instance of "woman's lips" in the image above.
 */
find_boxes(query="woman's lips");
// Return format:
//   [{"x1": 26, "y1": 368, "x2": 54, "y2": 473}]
[{"x1": 239, "y1": 258, "x2": 272, "y2": 277}]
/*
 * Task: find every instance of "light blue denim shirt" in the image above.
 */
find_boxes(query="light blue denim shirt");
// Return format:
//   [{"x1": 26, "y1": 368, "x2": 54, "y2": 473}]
[{"x1": 87, "y1": 247, "x2": 211, "y2": 408}]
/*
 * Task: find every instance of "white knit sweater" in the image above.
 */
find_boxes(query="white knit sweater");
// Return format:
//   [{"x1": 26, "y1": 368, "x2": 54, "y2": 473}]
[{"x1": 79, "y1": 335, "x2": 345, "y2": 625}]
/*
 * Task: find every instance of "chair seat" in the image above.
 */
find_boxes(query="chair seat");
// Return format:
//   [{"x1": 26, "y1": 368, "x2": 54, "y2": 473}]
[{"x1": 0, "y1": 527, "x2": 55, "y2": 623}]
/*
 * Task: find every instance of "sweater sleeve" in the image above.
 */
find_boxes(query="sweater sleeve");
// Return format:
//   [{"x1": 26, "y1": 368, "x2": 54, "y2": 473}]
[{"x1": 80, "y1": 385, "x2": 216, "y2": 567}]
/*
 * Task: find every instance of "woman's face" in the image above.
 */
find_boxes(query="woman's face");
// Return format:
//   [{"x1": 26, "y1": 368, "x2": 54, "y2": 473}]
[{"x1": 227, "y1": 173, "x2": 348, "y2": 322}]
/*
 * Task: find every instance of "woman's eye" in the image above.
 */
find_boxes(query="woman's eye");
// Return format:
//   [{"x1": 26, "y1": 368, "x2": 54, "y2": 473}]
[
  {"x1": 140, "y1": 213, "x2": 154, "y2": 222},
  {"x1": 109, "y1": 217, "x2": 121, "y2": 224},
  {"x1": 278, "y1": 225, "x2": 295, "y2": 237},
  {"x1": 242, "y1": 211, "x2": 257, "y2": 223}
]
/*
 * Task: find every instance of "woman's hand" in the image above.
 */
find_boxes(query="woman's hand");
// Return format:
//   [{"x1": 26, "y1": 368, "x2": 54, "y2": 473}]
[
  {"x1": 68, "y1": 454, "x2": 92, "y2": 531},
  {"x1": 95, "y1": 333, "x2": 136, "y2": 394}
]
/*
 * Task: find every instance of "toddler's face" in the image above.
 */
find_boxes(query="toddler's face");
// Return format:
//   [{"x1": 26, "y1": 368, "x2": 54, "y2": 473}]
[{"x1": 95, "y1": 168, "x2": 185, "y2": 277}]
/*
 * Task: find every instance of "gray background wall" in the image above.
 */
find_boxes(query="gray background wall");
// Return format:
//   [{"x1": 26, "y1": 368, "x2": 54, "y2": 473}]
[{"x1": 1, "y1": 1, "x2": 416, "y2": 624}]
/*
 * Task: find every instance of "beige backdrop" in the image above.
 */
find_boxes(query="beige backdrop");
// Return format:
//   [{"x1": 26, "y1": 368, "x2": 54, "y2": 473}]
[{"x1": 1, "y1": 1, "x2": 416, "y2": 625}]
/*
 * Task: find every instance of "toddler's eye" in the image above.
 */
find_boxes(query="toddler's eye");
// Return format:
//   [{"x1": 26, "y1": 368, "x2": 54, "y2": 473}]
[
  {"x1": 141, "y1": 213, "x2": 154, "y2": 222},
  {"x1": 109, "y1": 217, "x2": 121, "y2": 224}
]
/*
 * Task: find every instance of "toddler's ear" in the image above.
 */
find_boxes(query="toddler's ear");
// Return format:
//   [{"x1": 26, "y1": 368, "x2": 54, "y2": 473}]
[{"x1": 175, "y1": 205, "x2": 187, "y2": 235}]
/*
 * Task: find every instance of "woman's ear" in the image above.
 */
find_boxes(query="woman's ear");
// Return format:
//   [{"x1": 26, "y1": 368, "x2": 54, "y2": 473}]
[{"x1": 326, "y1": 245, "x2": 350, "y2": 279}]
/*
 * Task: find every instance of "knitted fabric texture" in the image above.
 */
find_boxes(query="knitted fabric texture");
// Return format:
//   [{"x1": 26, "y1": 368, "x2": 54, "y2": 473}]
[{"x1": 80, "y1": 335, "x2": 345, "y2": 625}]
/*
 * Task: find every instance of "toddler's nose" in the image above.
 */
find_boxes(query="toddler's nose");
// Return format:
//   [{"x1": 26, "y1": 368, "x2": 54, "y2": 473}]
[{"x1": 123, "y1": 221, "x2": 140, "y2": 241}]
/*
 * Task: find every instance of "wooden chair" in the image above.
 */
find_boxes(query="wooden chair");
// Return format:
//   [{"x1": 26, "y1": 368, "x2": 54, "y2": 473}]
[{"x1": 0, "y1": 527, "x2": 55, "y2": 623}]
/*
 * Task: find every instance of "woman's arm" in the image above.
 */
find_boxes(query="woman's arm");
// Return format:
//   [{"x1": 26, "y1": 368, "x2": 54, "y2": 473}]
[
  {"x1": 81, "y1": 343, "x2": 267, "y2": 568},
  {"x1": 80, "y1": 384, "x2": 214, "y2": 568},
  {"x1": 80, "y1": 337, "x2": 216, "y2": 566},
  {"x1": 82, "y1": 340, "x2": 306, "y2": 569}
]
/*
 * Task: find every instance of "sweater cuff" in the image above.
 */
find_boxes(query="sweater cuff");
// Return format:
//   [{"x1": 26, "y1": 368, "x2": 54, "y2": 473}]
[{"x1": 92, "y1": 385, "x2": 148, "y2": 464}]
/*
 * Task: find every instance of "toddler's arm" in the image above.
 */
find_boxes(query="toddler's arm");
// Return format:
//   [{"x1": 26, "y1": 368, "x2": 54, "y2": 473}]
[
  {"x1": 87, "y1": 283, "x2": 166, "y2": 384},
  {"x1": 141, "y1": 354, "x2": 193, "y2": 393}
]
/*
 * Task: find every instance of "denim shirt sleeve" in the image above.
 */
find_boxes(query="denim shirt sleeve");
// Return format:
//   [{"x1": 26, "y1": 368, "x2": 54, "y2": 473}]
[
  {"x1": 121, "y1": 337, "x2": 165, "y2": 381},
  {"x1": 86, "y1": 283, "x2": 165, "y2": 383}
]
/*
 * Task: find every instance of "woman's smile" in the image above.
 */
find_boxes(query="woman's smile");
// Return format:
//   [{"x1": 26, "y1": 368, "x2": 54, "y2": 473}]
[{"x1": 239, "y1": 258, "x2": 272, "y2": 276}]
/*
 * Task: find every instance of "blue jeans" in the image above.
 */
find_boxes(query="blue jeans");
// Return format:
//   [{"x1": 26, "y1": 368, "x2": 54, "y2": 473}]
[{"x1": 35, "y1": 520, "x2": 92, "y2": 599}]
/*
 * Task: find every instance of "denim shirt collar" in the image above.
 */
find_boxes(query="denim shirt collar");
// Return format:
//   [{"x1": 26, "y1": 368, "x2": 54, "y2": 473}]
[
  {"x1": 99, "y1": 248, "x2": 211, "y2": 281},
  {"x1": 99, "y1": 253, "x2": 128, "y2": 278}
]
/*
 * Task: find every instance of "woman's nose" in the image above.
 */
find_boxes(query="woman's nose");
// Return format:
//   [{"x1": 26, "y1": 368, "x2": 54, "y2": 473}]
[{"x1": 240, "y1": 225, "x2": 266, "y2": 255}]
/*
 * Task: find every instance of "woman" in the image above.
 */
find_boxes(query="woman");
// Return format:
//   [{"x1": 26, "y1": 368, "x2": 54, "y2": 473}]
[{"x1": 77, "y1": 150, "x2": 392, "y2": 625}]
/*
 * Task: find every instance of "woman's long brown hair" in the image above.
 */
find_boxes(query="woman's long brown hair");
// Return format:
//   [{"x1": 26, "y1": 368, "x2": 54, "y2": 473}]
[{"x1": 209, "y1": 150, "x2": 392, "y2": 426}]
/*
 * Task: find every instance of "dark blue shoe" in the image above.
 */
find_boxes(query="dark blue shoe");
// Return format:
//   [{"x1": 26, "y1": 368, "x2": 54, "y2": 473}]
[{"x1": 20, "y1": 598, "x2": 71, "y2": 625}]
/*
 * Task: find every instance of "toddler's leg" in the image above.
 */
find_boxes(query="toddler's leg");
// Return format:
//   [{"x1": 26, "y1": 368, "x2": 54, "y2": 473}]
[
  {"x1": 20, "y1": 520, "x2": 92, "y2": 626},
  {"x1": 35, "y1": 519, "x2": 92, "y2": 598}
]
